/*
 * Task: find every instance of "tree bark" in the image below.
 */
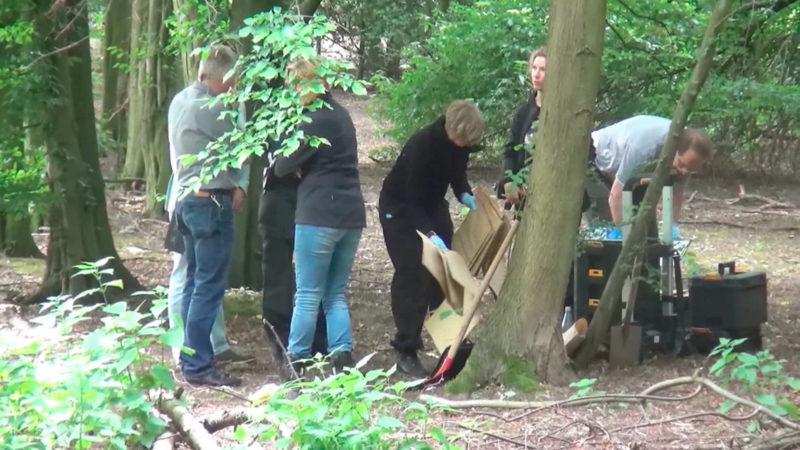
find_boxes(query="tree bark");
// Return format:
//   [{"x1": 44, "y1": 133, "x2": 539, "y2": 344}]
[
  {"x1": 574, "y1": 0, "x2": 735, "y2": 368},
  {"x1": 101, "y1": 0, "x2": 131, "y2": 166},
  {"x1": 1, "y1": 214, "x2": 43, "y2": 258},
  {"x1": 27, "y1": 0, "x2": 140, "y2": 302},
  {"x1": 450, "y1": 0, "x2": 606, "y2": 391},
  {"x1": 126, "y1": 0, "x2": 177, "y2": 216}
]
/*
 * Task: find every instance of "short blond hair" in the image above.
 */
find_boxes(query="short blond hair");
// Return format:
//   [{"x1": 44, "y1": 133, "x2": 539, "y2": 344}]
[
  {"x1": 444, "y1": 100, "x2": 485, "y2": 146},
  {"x1": 198, "y1": 45, "x2": 237, "y2": 82}
]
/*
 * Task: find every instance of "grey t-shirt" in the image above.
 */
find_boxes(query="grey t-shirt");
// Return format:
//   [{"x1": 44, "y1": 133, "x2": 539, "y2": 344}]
[
  {"x1": 167, "y1": 82, "x2": 245, "y2": 192},
  {"x1": 591, "y1": 115, "x2": 670, "y2": 185}
]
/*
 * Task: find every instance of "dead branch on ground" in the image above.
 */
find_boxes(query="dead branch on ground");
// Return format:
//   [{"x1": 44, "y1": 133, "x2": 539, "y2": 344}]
[{"x1": 159, "y1": 399, "x2": 220, "y2": 450}]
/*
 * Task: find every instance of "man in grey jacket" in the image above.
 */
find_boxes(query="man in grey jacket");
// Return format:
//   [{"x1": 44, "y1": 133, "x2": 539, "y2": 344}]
[{"x1": 169, "y1": 45, "x2": 248, "y2": 387}]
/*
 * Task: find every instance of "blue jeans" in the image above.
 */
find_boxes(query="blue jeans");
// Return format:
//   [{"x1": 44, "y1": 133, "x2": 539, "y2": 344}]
[
  {"x1": 287, "y1": 225, "x2": 361, "y2": 358},
  {"x1": 176, "y1": 193, "x2": 234, "y2": 376},
  {"x1": 167, "y1": 251, "x2": 229, "y2": 364}
]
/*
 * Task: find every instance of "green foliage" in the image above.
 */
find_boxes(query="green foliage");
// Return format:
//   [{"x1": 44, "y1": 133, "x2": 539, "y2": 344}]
[
  {"x1": 375, "y1": 0, "x2": 546, "y2": 157},
  {"x1": 0, "y1": 260, "x2": 179, "y2": 449},
  {"x1": 0, "y1": 143, "x2": 48, "y2": 216},
  {"x1": 708, "y1": 338, "x2": 799, "y2": 422},
  {"x1": 233, "y1": 354, "x2": 454, "y2": 449},
  {"x1": 321, "y1": 0, "x2": 439, "y2": 79},
  {"x1": 499, "y1": 355, "x2": 540, "y2": 394},
  {"x1": 376, "y1": 0, "x2": 799, "y2": 175},
  {"x1": 165, "y1": 0, "x2": 230, "y2": 57},
  {"x1": 569, "y1": 377, "x2": 601, "y2": 399},
  {"x1": 181, "y1": 8, "x2": 367, "y2": 190}
]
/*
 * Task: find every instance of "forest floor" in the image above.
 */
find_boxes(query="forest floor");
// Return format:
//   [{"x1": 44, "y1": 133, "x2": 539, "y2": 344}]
[{"x1": 2, "y1": 92, "x2": 800, "y2": 448}]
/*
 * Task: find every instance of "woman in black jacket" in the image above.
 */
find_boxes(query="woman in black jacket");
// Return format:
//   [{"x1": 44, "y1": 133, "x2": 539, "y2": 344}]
[
  {"x1": 378, "y1": 100, "x2": 486, "y2": 377},
  {"x1": 274, "y1": 60, "x2": 366, "y2": 373},
  {"x1": 498, "y1": 46, "x2": 546, "y2": 205}
]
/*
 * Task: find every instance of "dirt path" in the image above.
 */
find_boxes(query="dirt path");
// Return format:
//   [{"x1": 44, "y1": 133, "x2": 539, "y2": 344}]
[{"x1": 2, "y1": 92, "x2": 799, "y2": 447}]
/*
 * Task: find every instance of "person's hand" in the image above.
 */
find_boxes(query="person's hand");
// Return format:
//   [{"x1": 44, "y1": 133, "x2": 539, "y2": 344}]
[
  {"x1": 460, "y1": 193, "x2": 477, "y2": 210},
  {"x1": 429, "y1": 233, "x2": 448, "y2": 251},
  {"x1": 503, "y1": 182, "x2": 526, "y2": 205},
  {"x1": 232, "y1": 187, "x2": 246, "y2": 211}
]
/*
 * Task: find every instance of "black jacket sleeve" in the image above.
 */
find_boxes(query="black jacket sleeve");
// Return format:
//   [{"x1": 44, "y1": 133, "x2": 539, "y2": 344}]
[
  {"x1": 404, "y1": 134, "x2": 437, "y2": 234},
  {"x1": 450, "y1": 150, "x2": 472, "y2": 201},
  {"x1": 273, "y1": 116, "x2": 327, "y2": 178},
  {"x1": 497, "y1": 99, "x2": 537, "y2": 197}
]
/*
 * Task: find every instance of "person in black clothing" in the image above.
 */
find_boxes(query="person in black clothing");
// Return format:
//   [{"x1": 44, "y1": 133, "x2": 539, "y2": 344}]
[
  {"x1": 497, "y1": 46, "x2": 546, "y2": 205},
  {"x1": 379, "y1": 100, "x2": 486, "y2": 377},
  {"x1": 259, "y1": 145, "x2": 327, "y2": 364}
]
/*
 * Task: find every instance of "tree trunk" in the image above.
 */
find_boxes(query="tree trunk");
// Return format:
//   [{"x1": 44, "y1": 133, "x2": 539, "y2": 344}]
[
  {"x1": 450, "y1": 0, "x2": 607, "y2": 391},
  {"x1": 27, "y1": 0, "x2": 140, "y2": 302},
  {"x1": 226, "y1": 0, "x2": 314, "y2": 289},
  {"x1": 126, "y1": 0, "x2": 177, "y2": 216},
  {"x1": 438, "y1": 0, "x2": 451, "y2": 12},
  {"x1": 573, "y1": 0, "x2": 734, "y2": 368},
  {"x1": 171, "y1": 0, "x2": 201, "y2": 85},
  {"x1": 101, "y1": 0, "x2": 131, "y2": 167},
  {"x1": 1, "y1": 214, "x2": 43, "y2": 259}
]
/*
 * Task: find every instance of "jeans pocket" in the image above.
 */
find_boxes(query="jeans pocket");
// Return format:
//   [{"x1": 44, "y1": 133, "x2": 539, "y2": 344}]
[{"x1": 182, "y1": 201, "x2": 216, "y2": 239}]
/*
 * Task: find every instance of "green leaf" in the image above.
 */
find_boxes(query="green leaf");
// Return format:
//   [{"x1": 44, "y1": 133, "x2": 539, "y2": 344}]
[
  {"x1": 709, "y1": 357, "x2": 728, "y2": 376},
  {"x1": 787, "y1": 378, "x2": 800, "y2": 390},
  {"x1": 718, "y1": 399, "x2": 736, "y2": 414},
  {"x1": 102, "y1": 279, "x2": 124, "y2": 290},
  {"x1": 737, "y1": 353, "x2": 759, "y2": 366},
  {"x1": 150, "y1": 364, "x2": 176, "y2": 390},
  {"x1": 570, "y1": 378, "x2": 597, "y2": 388},
  {"x1": 350, "y1": 82, "x2": 368, "y2": 96},
  {"x1": 159, "y1": 326, "x2": 184, "y2": 348},
  {"x1": 376, "y1": 416, "x2": 405, "y2": 429}
]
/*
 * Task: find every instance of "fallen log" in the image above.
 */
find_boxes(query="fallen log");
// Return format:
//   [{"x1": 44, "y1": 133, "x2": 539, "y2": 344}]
[{"x1": 159, "y1": 399, "x2": 220, "y2": 450}]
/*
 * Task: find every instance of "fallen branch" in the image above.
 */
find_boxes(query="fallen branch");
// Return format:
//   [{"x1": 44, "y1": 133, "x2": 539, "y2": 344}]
[
  {"x1": 608, "y1": 409, "x2": 759, "y2": 433},
  {"x1": 729, "y1": 184, "x2": 794, "y2": 209},
  {"x1": 456, "y1": 423, "x2": 527, "y2": 447},
  {"x1": 151, "y1": 431, "x2": 176, "y2": 450},
  {"x1": 424, "y1": 375, "x2": 800, "y2": 432},
  {"x1": 746, "y1": 430, "x2": 800, "y2": 450},
  {"x1": 681, "y1": 219, "x2": 799, "y2": 232},
  {"x1": 201, "y1": 406, "x2": 293, "y2": 437},
  {"x1": 159, "y1": 399, "x2": 220, "y2": 450}
]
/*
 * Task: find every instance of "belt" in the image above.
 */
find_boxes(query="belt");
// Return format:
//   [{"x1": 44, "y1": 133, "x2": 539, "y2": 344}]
[{"x1": 194, "y1": 188, "x2": 234, "y2": 198}]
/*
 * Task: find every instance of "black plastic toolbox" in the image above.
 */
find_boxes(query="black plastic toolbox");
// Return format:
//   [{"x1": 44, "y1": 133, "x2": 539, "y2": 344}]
[{"x1": 689, "y1": 261, "x2": 768, "y2": 329}]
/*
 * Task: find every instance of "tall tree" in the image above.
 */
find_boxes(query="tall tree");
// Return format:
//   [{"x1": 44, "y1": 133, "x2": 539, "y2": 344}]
[
  {"x1": 27, "y1": 0, "x2": 139, "y2": 300},
  {"x1": 574, "y1": 0, "x2": 735, "y2": 367},
  {"x1": 100, "y1": 0, "x2": 132, "y2": 166},
  {"x1": 124, "y1": 0, "x2": 178, "y2": 216},
  {"x1": 450, "y1": 0, "x2": 607, "y2": 390}
]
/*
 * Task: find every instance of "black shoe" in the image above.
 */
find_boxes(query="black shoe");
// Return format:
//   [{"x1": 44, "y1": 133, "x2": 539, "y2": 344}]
[
  {"x1": 330, "y1": 351, "x2": 355, "y2": 374},
  {"x1": 395, "y1": 350, "x2": 428, "y2": 378},
  {"x1": 184, "y1": 368, "x2": 242, "y2": 387},
  {"x1": 215, "y1": 349, "x2": 255, "y2": 366}
]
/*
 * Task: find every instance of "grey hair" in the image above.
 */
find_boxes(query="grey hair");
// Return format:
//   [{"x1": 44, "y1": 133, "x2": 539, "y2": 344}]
[
  {"x1": 197, "y1": 45, "x2": 237, "y2": 82},
  {"x1": 444, "y1": 100, "x2": 486, "y2": 146}
]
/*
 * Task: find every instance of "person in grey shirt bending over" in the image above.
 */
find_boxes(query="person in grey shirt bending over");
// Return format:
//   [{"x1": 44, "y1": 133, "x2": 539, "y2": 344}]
[
  {"x1": 169, "y1": 44, "x2": 249, "y2": 387},
  {"x1": 589, "y1": 115, "x2": 712, "y2": 225}
]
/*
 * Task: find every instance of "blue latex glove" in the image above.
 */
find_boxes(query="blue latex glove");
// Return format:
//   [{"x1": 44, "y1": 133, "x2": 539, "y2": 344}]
[
  {"x1": 671, "y1": 222, "x2": 680, "y2": 240},
  {"x1": 460, "y1": 193, "x2": 477, "y2": 211},
  {"x1": 605, "y1": 226, "x2": 622, "y2": 240},
  {"x1": 429, "y1": 233, "x2": 448, "y2": 251}
]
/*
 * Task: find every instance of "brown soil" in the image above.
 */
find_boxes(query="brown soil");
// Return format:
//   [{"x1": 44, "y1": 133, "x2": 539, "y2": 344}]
[{"x1": 2, "y1": 92, "x2": 799, "y2": 448}]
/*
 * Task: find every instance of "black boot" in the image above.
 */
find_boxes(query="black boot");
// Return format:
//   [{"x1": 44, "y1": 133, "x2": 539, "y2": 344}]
[
  {"x1": 330, "y1": 351, "x2": 355, "y2": 374},
  {"x1": 395, "y1": 350, "x2": 428, "y2": 378}
]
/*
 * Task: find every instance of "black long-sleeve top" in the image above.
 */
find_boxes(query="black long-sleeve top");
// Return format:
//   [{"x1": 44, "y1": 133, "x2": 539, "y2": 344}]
[
  {"x1": 274, "y1": 93, "x2": 366, "y2": 229},
  {"x1": 497, "y1": 96, "x2": 540, "y2": 196},
  {"x1": 379, "y1": 116, "x2": 474, "y2": 234}
]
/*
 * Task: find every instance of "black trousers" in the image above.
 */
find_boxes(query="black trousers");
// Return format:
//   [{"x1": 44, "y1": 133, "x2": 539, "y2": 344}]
[
  {"x1": 379, "y1": 199, "x2": 452, "y2": 354},
  {"x1": 258, "y1": 186, "x2": 327, "y2": 355}
]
